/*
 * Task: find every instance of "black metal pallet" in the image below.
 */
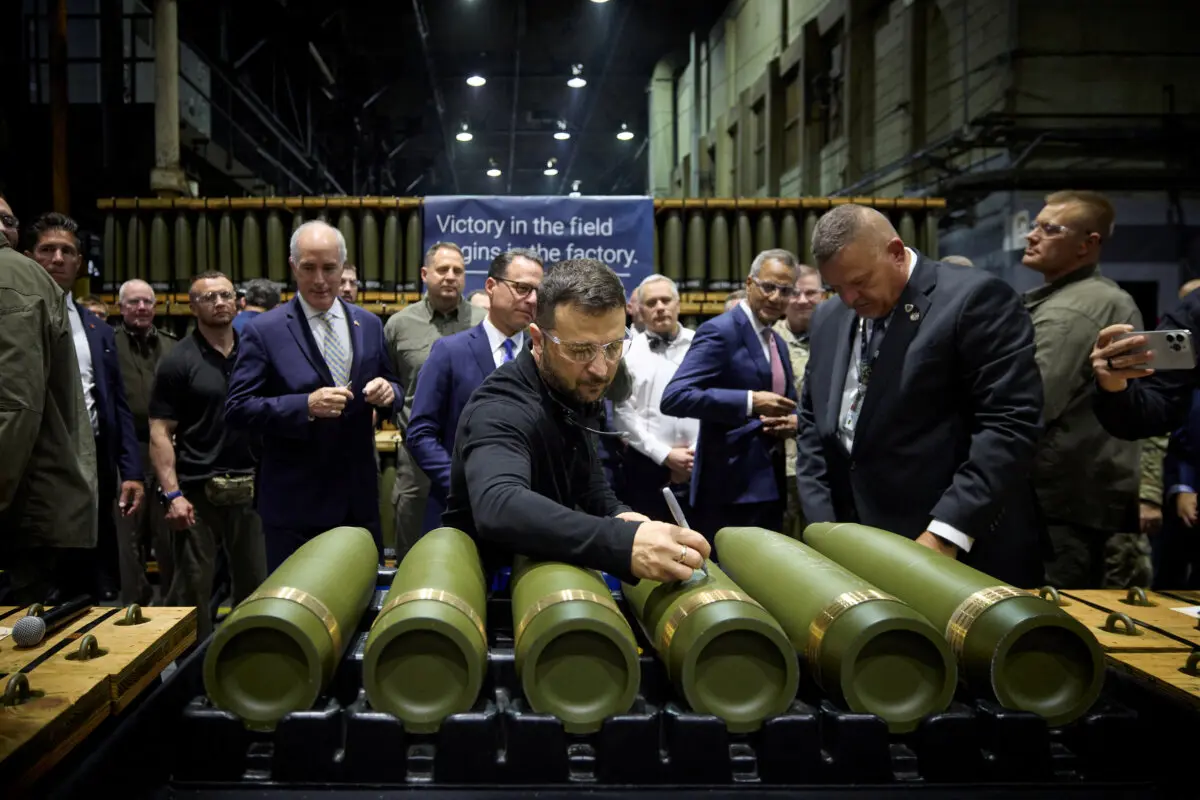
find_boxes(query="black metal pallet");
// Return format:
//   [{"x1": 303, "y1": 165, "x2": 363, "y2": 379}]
[{"x1": 36, "y1": 569, "x2": 1195, "y2": 798}]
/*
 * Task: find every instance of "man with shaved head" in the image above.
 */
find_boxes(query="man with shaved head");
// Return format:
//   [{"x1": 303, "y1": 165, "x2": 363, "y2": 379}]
[
  {"x1": 113, "y1": 278, "x2": 177, "y2": 604},
  {"x1": 226, "y1": 220, "x2": 402, "y2": 567},
  {"x1": 795, "y1": 204, "x2": 1044, "y2": 586}
]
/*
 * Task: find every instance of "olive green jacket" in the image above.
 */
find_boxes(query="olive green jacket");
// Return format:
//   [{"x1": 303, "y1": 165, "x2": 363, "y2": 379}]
[
  {"x1": 114, "y1": 323, "x2": 177, "y2": 442},
  {"x1": 1140, "y1": 436, "x2": 1167, "y2": 506},
  {"x1": 0, "y1": 240, "x2": 98, "y2": 549},
  {"x1": 773, "y1": 319, "x2": 812, "y2": 478},
  {"x1": 1024, "y1": 264, "x2": 1142, "y2": 531}
]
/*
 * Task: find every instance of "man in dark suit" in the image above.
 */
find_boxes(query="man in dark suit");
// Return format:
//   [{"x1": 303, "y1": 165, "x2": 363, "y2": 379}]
[
  {"x1": 407, "y1": 248, "x2": 544, "y2": 533},
  {"x1": 795, "y1": 204, "x2": 1045, "y2": 587},
  {"x1": 226, "y1": 220, "x2": 401, "y2": 569},
  {"x1": 27, "y1": 212, "x2": 143, "y2": 599},
  {"x1": 661, "y1": 249, "x2": 800, "y2": 545}
]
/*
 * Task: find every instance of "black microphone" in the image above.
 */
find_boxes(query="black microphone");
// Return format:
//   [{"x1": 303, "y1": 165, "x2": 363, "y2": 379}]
[{"x1": 10, "y1": 594, "x2": 93, "y2": 648}]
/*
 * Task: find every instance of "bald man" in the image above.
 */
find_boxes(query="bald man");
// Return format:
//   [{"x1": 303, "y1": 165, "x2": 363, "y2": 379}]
[
  {"x1": 226, "y1": 221, "x2": 402, "y2": 567},
  {"x1": 796, "y1": 204, "x2": 1045, "y2": 586},
  {"x1": 113, "y1": 279, "x2": 177, "y2": 604}
]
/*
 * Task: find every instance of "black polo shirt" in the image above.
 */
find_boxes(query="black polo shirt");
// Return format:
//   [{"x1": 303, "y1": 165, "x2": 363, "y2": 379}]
[{"x1": 149, "y1": 329, "x2": 255, "y2": 487}]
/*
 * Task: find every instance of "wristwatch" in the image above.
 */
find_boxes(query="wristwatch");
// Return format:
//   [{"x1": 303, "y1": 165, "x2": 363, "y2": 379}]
[{"x1": 159, "y1": 489, "x2": 183, "y2": 508}]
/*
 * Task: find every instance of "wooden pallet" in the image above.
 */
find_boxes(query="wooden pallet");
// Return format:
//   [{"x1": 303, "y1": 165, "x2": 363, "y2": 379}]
[
  {"x1": 1028, "y1": 589, "x2": 1190, "y2": 653},
  {"x1": 1107, "y1": 651, "x2": 1200, "y2": 710},
  {"x1": 0, "y1": 605, "x2": 196, "y2": 793},
  {"x1": 1061, "y1": 588, "x2": 1200, "y2": 648}
]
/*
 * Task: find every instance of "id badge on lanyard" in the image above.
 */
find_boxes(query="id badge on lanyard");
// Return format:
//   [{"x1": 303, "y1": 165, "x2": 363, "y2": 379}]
[{"x1": 843, "y1": 319, "x2": 879, "y2": 434}]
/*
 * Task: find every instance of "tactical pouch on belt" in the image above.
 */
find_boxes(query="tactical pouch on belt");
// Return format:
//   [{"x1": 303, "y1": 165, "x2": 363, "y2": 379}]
[{"x1": 205, "y1": 475, "x2": 254, "y2": 506}]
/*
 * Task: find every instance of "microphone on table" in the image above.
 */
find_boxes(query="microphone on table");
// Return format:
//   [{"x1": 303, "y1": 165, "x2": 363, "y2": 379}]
[{"x1": 10, "y1": 594, "x2": 93, "y2": 648}]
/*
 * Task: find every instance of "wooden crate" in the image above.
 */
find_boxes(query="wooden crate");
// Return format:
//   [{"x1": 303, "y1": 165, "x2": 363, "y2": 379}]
[
  {"x1": 1029, "y1": 591, "x2": 1190, "y2": 653},
  {"x1": 1062, "y1": 589, "x2": 1200, "y2": 648},
  {"x1": 0, "y1": 605, "x2": 196, "y2": 792},
  {"x1": 1108, "y1": 651, "x2": 1200, "y2": 710}
]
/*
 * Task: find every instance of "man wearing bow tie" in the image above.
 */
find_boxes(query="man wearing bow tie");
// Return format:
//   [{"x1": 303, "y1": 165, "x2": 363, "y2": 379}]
[
  {"x1": 612, "y1": 275, "x2": 700, "y2": 523},
  {"x1": 225, "y1": 221, "x2": 402, "y2": 568},
  {"x1": 407, "y1": 248, "x2": 545, "y2": 533}
]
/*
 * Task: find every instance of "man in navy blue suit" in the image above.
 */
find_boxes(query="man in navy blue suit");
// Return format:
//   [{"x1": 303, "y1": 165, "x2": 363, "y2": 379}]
[
  {"x1": 407, "y1": 248, "x2": 544, "y2": 533},
  {"x1": 27, "y1": 213, "x2": 143, "y2": 599},
  {"x1": 661, "y1": 249, "x2": 800, "y2": 545},
  {"x1": 226, "y1": 221, "x2": 402, "y2": 569}
]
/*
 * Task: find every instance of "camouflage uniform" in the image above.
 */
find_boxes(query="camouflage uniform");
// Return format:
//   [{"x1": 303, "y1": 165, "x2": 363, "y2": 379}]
[
  {"x1": 774, "y1": 319, "x2": 811, "y2": 539},
  {"x1": 1104, "y1": 437, "x2": 1163, "y2": 588}
]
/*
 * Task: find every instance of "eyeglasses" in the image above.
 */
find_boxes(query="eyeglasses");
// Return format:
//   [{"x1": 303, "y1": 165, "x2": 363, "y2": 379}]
[
  {"x1": 194, "y1": 290, "x2": 236, "y2": 304},
  {"x1": 122, "y1": 298, "x2": 155, "y2": 307},
  {"x1": 750, "y1": 277, "x2": 796, "y2": 298},
  {"x1": 1028, "y1": 220, "x2": 1074, "y2": 238},
  {"x1": 0, "y1": 213, "x2": 17, "y2": 229},
  {"x1": 497, "y1": 276, "x2": 539, "y2": 298},
  {"x1": 544, "y1": 328, "x2": 631, "y2": 364}
]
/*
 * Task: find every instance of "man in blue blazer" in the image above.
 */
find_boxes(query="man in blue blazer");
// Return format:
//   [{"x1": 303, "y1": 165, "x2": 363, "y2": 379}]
[
  {"x1": 408, "y1": 248, "x2": 544, "y2": 532},
  {"x1": 27, "y1": 212, "x2": 143, "y2": 599},
  {"x1": 661, "y1": 249, "x2": 800, "y2": 545},
  {"x1": 226, "y1": 221, "x2": 401, "y2": 569}
]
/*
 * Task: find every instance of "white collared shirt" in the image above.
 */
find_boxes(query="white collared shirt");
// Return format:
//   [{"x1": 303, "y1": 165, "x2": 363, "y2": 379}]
[
  {"x1": 66, "y1": 296, "x2": 98, "y2": 435},
  {"x1": 297, "y1": 293, "x2": 352, "y2": 379},
  {"x1": 835, "y1": 248, "x2": 973, "y2": 552},
  {"x1": 481, "y1": 316, "x2": 524, "y2": 369},
  {"x1": 738, "y1": 299, "x2": 777, "y2": 416},
  {"x1": 613, "y1": 328, "x2": 699, "y2": 465}
]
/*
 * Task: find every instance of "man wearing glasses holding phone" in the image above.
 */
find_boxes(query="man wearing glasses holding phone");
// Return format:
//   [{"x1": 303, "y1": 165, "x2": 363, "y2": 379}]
[
  {"x1": 443, "y1": 258, "x2": 710, "y2": 584},
  {"x1": 407, "y1": 248, "x2": 544, "y2": 533},
  {"x1": 660, "y1": 249, "x2": 800, "y2": 548}
]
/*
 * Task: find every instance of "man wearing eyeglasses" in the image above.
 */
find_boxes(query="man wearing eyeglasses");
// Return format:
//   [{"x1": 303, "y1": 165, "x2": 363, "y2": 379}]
[
  {"x1": 0, "y1": 194, "x2": 18, "y2": 247},
  {"x1": 443, "y1": 258, "x2": 711, "y2": 583},
  {"x1": 113, "y1": 279, "x2": 178, "y2": 605},
  {"x1": 1021, "y1": 191, "x2": 1143, "y2": 588},
  {"x1": 661, "y1": 249, "x2": 800, "y2": 548},
  {"x1": 150, "y1": 272, "x2": 266, "y2": 640},
  {"x1": 27, "y1": 212, "x2": 143, "y2": 601},
  {"x1": 408, "y1": 248, "x2": 544, "y2": 533}
]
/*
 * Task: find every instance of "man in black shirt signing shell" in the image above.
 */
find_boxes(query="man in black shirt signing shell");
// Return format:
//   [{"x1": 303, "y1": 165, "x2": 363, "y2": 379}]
[{"x1": 443, "y1": 258, "x2": 710, "y2": 583}]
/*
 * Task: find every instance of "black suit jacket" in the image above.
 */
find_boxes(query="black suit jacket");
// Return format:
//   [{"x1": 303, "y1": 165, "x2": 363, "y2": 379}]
[{"x1": 795, "y1": 253, "x2": 1046, "y2": 587}]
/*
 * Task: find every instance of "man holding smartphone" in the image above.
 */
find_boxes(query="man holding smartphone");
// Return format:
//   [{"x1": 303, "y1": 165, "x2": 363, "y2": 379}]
[{"x1": 1022, "y1": 190, "x2": 1144, "y2": 588}]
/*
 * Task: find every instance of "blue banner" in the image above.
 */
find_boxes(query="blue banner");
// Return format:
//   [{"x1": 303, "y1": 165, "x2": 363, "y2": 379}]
[{"x1": 422, "y1": 195, "x2": 655, "y2": 295}]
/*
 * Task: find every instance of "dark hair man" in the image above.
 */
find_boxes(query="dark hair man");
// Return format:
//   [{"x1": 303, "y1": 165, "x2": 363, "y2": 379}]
[
  {"x1": 408, "y1": 248, "x2": 544, "y2": 533},
  {"x1": 443, "y1": 258, "x2": 711, "y2": 583},
  {"x1": 232, "y1": 278, "x2": 281, "y2": 334},
  {"x1": 26, "y1": 211, "x2": 143, "y2": 599}
]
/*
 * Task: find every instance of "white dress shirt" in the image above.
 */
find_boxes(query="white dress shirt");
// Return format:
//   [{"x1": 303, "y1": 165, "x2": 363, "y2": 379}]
[
  {"x1": 613, "y1": 328, "x2": 699, "y2": 466},
  {"x1": 298, "y1": 293, "x2": 352, "y2": 380},
  {"x1": 835, "y1": 248, "x2": 973, "y2": 553},
  {"x1": 66, "y1": 296, "x2": 98, "y2": 435},
  {"x1": 738, "y1": 299, "x2": 775, "y2": 416},
  {"x1": 481, "y1": 316, "x2": 524, "y2": 369}
]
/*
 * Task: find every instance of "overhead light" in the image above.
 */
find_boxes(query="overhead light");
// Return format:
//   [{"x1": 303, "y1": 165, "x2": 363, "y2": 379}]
[
  {"x1": 590, "y1": 0, "x2": 610, "y2": 3},
  {"x1": 616, "y1": 123, "x2": 634, "y2": 141},
  {"x1": 466, "y1": 74, "x2": 486, "y2": 87},
  {"x1": 554, "y1": 120, "x2": 570, "y2": 140},
  {"x1": 567, "y1": 64, "x2": 586, "y2": 89},
  {"x1": 569, "y1": 179, "x2": 581, "y2": 197},
  {"x1": 486, "y1": 158, "x2": 501, "y2": 178},
  {"x1": 544, "y1": 158, "x2": 559, "y2": 177},
  {"x1": 456, "y1": 123, "x2": 473, "y2": 142}
]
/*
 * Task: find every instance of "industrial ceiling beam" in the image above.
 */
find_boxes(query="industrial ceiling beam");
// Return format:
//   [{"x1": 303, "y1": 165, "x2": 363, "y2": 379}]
[{"x1": 411, "y1": 0, "x2": 459, "y2": 193}]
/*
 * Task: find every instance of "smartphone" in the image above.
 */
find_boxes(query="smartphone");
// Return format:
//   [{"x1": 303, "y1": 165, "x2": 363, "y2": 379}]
[{"x1": 1113, "y1": 329, "x2": 1197, "y2": 371}]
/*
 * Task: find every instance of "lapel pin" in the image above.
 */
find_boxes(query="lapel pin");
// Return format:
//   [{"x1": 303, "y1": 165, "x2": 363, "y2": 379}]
[
  {"x1": 353, "y1": 320, "x2": 360, "y2": 327},
  {"x1": 904, "y1": 303, "x2": 914, "y2": 313},
  {"x1": 910, "y1": 311, "x2": 920, "y2": 321}
]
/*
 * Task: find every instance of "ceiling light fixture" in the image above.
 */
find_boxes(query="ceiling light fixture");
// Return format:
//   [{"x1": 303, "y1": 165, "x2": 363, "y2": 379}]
[
  {"x1": 544, "y1": 158, "x2": 559, "y2": 177},
  {"x1": 486, "y1": 158, "x2": 501, "y2": 178},
  {"x1": 567, "y1": 64, "x2": 587, "y2": 89},
  {"x1": 569, "y1": 179, "x2": 582, "y2": 197},
  {"x1": 589, "y1": 0, "x2": 610, "y2": 4},
  {"x1": 466, "y1": 74, "x2": 486, "y2": 87},
  {"x1": 554, "y1": 120, "x2": 570, "y2": 141},
  {"x1": 456, "y1": 123, "x2": 473, "y2": 142},
  {"x1": 616, "y1": 123, "x2": 634, "y2": 141}
]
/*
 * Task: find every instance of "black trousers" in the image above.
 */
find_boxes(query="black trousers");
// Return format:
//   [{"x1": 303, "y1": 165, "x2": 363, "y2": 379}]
[{"x1": 621, "y1": 449, "x2": 692, "y2": 525}]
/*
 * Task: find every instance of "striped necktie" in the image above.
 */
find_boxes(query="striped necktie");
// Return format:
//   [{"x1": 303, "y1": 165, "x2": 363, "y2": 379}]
[{"x1": 317, "y1": 311, "x2": 351, "y2": 387}]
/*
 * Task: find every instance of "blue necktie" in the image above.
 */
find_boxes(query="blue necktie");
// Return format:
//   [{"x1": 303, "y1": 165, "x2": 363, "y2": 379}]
[{"x1": 501, "y1": 338, "x2": 516, "y2": 363}]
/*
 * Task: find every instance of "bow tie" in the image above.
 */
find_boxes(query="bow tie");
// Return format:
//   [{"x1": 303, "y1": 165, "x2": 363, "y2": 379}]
[{"x1": 646, "y1": 330, "x2": 678, "y2": 352}]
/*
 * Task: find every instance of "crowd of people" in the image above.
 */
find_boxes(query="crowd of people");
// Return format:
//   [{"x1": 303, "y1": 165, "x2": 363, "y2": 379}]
[{"x1": 3, "y1": 188, "x2": 1199, "y2": 636}]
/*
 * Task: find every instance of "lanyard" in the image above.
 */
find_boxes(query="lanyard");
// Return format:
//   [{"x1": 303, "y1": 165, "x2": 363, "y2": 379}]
[{"x1": 843, "y1": 317, "x2": 886, "y2": 434}]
